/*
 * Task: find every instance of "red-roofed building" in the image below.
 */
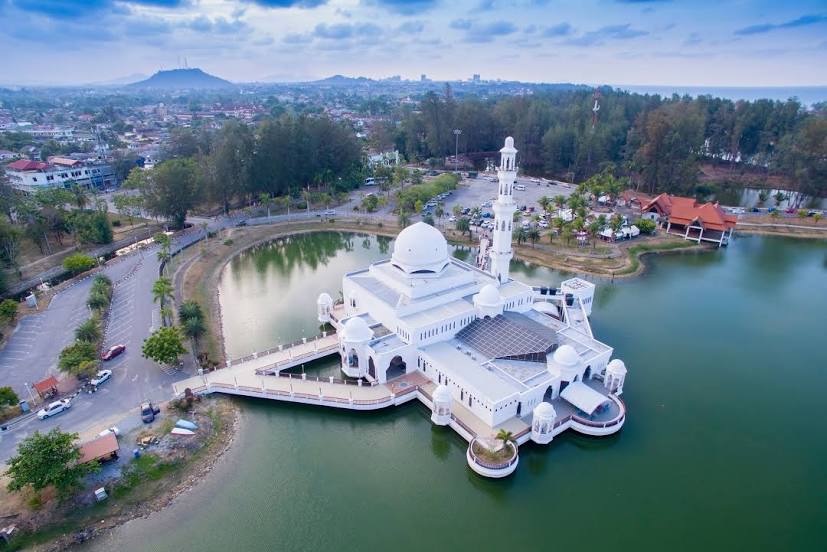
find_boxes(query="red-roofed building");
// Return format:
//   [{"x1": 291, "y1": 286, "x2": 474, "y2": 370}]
[
  {"x1": 642, "y1": 193, "x2": 737, "y2": 247},
  {"x1": 6, "y1": 159, "x2": 49, "y2": 171}
]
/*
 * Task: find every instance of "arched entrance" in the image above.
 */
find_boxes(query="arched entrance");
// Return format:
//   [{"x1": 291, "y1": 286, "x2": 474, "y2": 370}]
[
  {"x1": 584, "y1": 366, "x2": 592, "y2": 380},
  {"x1": 560, "y1": 380, "x2": 569, "y2": 394},
  {"x1": 386, "y1": 355, "x2": 406, "y2": 380},
  {"x1": 543, "y1": 386, "x2": 554, "y2": 401},
  {"x1": 347, "y1": 349, "x2": 359, "y2": 368},
  {"x1": 368, "y1": 358, "x2": 376, "y2": 379}
]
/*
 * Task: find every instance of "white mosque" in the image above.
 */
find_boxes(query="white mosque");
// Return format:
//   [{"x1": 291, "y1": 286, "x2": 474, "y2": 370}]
[{"x1": 318, "y1": 137, "x2": 627, "y2": 476}]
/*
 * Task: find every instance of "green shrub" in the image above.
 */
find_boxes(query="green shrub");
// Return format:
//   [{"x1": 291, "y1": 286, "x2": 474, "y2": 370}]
[
  {"x1": 223, "y1": 239, "x2": 234, "y2": 246},
  {"x1": 0, "y1": 299, "x2": 18, "y2": 323},
  {"x1": 63, "y1": 253, "x2": 96, "y2": 275},
  {"x1": 635, "y1": 218, "x2": 657, "y2": 234}
]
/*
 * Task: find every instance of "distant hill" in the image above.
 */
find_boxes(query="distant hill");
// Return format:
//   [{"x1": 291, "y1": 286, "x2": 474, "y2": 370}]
[
  {"x1": 128, "y1": 68, "x2": 234, "y2": 90},
  {"x1": 313, "y1": 75, "x2": 373, "y2": 85}
]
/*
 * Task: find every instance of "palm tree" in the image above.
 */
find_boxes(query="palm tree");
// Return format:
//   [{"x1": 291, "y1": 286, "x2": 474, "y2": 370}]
[
  {"x1": 70, "y1": 183, "x2": 88, "y2": 210},
  {"x1": 157, "y1": 246, "x2": 171, "y2": 264},
  {"x1": 553, "y1": 195, "x2": 567, "y2": 210},
  {"x1": 527, "y1": 227, "x2": 540, "y2": 247},
  {"x1": 495, "y1": 429, "x2": 514, "y2": 444},
  {"x1": 538, "y1": 195, "x2": 550, "y2": 213},
  {"x1": 178, "y1": 301, "x2": 204, "y2": 324},
  {"x1": 160, "y1": 305, "x2": 173, "y2": 327},
  {"x1": 452, "y1": 204, "x2": 462, "y2": 219},
  {"x1": 587, "y1": 220, "x2": 602, "y2": 249},
  {"x1": 152, "y1": 277, "x2": 174, "y2": 307},
  {"x1": 182, "y1": 316, "x2": 206, "y2": 347},
  {"x1": 87, "y1": 292, "x2": 110, "y2": 312},
  {"x1": 435, "y1": 204, "x2": 444, "y2": 226},
  {"x1": 398, "y1": 209, "x2": 411, "y2": 228},
  {"x1": 774, "y1": 191, "x2": 786, "y2": 207},
  {"x1": 757, "y1": 190, "x2": 769, "y2": 205},
  {"x1": 75, "y1": 318, "x2": 101, "y2": 343},
  {"x1": 456, "y1": 217, "x2": 471, "y2": 241},
  {"x1": 514, "y1": 226, "x2": 528, "y2": 245}
]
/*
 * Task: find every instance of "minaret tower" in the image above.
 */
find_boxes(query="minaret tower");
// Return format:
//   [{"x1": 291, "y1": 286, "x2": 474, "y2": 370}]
[{"x1": 489, "y1": 136, "x2": 517, "y2": 284}]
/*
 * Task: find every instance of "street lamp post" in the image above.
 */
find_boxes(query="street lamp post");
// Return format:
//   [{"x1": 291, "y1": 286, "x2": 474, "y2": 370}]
[{"x1": 453, "y1": 129, "x2": 462, "y2": 174}]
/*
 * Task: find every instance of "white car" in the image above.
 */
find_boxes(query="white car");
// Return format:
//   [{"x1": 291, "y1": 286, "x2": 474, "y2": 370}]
[
  {"x1": 514, "y1": 184, "x2": 526, "y2": 191},
  {"x1": 99, "y1": 426, "x2": 120, "y2": 437},
  {"x1": 323, "y1": 209, "x2": 336, "y2": 216},
  {"x1": 448, "y1": 215, "x2": 456, "y2": 222},
  {"x1": 37, "y1": 399, "x2": 71, "y2": 420},
  {"x1": 90, "y1": 369, "x2": 112, "y2": 387},
  {"x1": 538, "y1": 220, "x2": 549, "y2": 228}
]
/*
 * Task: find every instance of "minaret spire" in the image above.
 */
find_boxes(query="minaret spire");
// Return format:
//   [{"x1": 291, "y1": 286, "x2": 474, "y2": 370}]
[{"x1": 489, "y1": 136, "x2": 517, "y2": 284}]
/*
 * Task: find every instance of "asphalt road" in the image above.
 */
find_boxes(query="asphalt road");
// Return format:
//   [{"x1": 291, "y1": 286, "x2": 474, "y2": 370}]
[{"x1": 0, "y1": 223, "x2": 216, "y2": 462}]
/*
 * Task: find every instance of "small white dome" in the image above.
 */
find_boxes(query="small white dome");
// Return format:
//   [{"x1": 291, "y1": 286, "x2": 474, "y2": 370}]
[
  {"x1": 433, "y1": 385, "x2": 452, "y2": 402},
  {"x1": 342, "y1": 317, "x2": 373, "y2": 342},
  {"x1": 607, "y1": 359, "x2": 627, "y2": 375},
  {"x1": 316, "y1": 292, "x2": 333, "y2": 306},
  {"x1": 475, "y1": 284, "x2": 501, "y2": 307},
  {"x1": 391, "y1": 222, "x2": 449, "y2": 275},
  {"x1": 553, "y1": 344, "x2": 580, "y2": 367},
  {"x1": 533, "y1": 401, "x2": 556, "y2": 419},
  {"x1": 500, "y1": 136, "x2": 517, "y2": 153}
]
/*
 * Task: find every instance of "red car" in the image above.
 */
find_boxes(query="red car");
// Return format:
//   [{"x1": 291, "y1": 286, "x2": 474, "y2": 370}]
[{"x1": 101, "y1": 344, "x2": 126, "y2": 361}]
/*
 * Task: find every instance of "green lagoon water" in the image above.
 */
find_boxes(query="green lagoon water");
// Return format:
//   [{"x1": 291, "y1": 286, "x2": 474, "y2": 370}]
[{"x1": 88, "y1": 232, "x2": 827, "y2": 551}]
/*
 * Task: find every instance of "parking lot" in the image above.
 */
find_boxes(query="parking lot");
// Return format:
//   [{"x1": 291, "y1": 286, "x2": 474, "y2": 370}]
[{"x1": 417, "y1": 173, "x2": 575, "y2": 225}]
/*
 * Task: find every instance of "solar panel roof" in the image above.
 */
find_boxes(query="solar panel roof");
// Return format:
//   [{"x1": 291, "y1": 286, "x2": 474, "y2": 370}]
[{"x1": 456, "y1": 312, "x2": 557, "y2": 362}]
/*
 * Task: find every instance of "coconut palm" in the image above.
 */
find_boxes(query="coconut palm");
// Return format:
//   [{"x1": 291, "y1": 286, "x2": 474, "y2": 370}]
[
  {"x1": 527, "y1": 227, "x2": 540, "y2": 247},
  {"x1": 587, "y1": 220, "x2": 602, "y2": 249},
  {"x1": 553, "y1": 195, "x2": 567, "y2": 210},
  {"x1": 455, "y1": 217, "x2": 471, "y2": 240},
  {"x1": 152, "y1": 277, "x2": 174, "y2": 307},
  {"x1": 182, "y1": 316, "x2": 206, "y2": 347},
  {"x1": 75, "y1": 318, "x2": 101, "y2": 343},
  {"x1": 398, "y1": 209, "x2": 411, "y2": 228},
  {"x1": 774, "y1": 191, "x2": 786, "y2": 207},
  {"x1": 495, "y1": 429, "x2": 514, "y2": 443},
  {"x1": 178, "y1": 301, "x2": 204, "y2": 324}
]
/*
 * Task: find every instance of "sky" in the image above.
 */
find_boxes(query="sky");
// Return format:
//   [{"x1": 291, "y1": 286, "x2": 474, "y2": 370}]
[{"x1": 0, "y1": 0, "x2": 825, "y2": 86}]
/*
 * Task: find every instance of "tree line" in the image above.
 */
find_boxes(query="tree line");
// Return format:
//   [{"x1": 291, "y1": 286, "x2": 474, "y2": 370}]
[
  {"x1": 127, "y1": 114, "x2": 364, "y2": 226},
  {"x1": 382, "y1": 87, "x2": 825, "y2": 198}
]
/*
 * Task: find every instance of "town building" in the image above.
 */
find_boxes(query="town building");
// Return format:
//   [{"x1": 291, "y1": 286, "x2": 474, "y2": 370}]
[
  {"x1": 367, "y1": 150, "x2": 400, "y2": 168},
  {"x1": 4, "y1": 157, "x2": 116, "y2": 193},
  {"x1": 642, "y1": 193, "x2": 736, "y2": 247}
]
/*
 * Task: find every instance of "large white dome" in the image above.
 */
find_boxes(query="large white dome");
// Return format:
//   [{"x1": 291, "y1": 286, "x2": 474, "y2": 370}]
[
  {"x1": 553, "y1": 344, "x2": 580, "y2": 367},
  {"x1": 391, "y1": 222, "x2": 449, "y2": 275},
  {"x1": 342, "y1": 317, "x2": 373, "y2": 342}
]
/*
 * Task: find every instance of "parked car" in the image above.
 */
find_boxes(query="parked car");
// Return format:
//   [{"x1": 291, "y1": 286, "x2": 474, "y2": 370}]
[
  {"x1": 140, "y1": 401, "x2": 161, "y2": 423},
  {"x1": 90, "y1": 369, "x2": 112, "y2": 387},
  {"x1": 101, "y1": 344, "x2": 126, "y2": 361},
  {"x1": 37, "y1": 399, "x2": 71, "y2": 420},
  {"x1": 99, "y1": 426, "x2": 120, "y2": 437},
  {"x1": 514, "y1": 184, "x2": 526, "y2": 191},
  {"x1": 323, "y1": 209, "x2": 336, "y2": 216},
  {"x1": 235, "y1": 220, "x2": 248, "y2": 227}
]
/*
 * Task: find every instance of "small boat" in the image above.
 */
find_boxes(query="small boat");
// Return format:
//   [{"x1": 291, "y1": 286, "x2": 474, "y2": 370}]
[
  {"x1": 175, "y1": 419, "x2": 198, "y2": 430},
  {"x1": 170, "y1": 427, "x2": 195, "y2": 436}
]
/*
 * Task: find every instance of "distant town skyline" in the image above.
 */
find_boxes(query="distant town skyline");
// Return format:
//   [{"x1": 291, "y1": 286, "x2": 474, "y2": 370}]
[{"x1": 0, "y1": 0, "x2": 825, "y2": 87}]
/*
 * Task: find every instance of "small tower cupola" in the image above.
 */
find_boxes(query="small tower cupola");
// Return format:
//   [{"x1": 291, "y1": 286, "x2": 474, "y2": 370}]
[
  {"x1": 317, "y1": 292, "x2": 334, "y2": 323},
  {"x1": 431, "y1": 384, "x2": 452, "y2": 426},
  {"x1": 531, "y1": 402, "x2": 557, "y2": 444},
  {"x1": 605, "y1": 359, "x2": 627, "y2": 395}
]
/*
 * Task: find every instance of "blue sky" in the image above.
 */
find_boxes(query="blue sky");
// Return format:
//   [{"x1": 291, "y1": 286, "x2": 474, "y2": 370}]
[{"x1": 0, "y1": 0, "x2": 825, "y2": 86}]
